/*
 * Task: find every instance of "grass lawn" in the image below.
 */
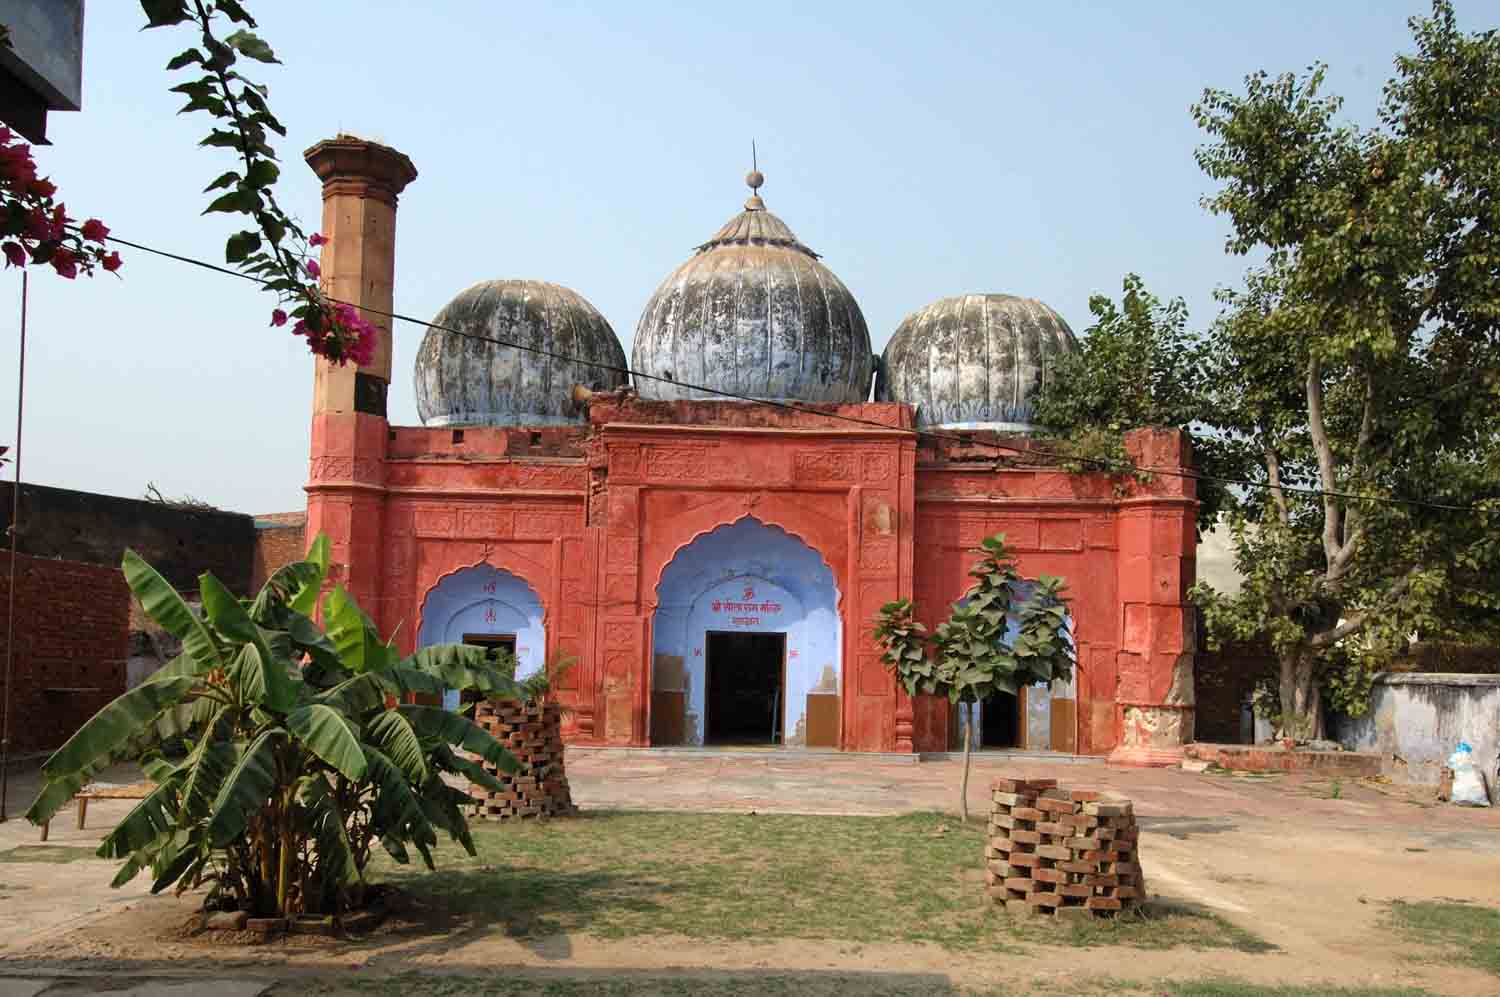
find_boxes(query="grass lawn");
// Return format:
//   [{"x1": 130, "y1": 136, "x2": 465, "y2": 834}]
[
  {"x1": 370, "y1": 810, "x2": 1268, "y2": 953},
  {"x1": 1387, "y1": 899, "x2": 1500, "y2": 976}
]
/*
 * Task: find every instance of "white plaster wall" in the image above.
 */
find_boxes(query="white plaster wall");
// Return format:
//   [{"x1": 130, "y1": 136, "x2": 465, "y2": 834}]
[
  {"x1": 417, "y1": 565, "x2": 546, "y2": 709},
  {"x1": 652, "y1": 517, "x2": 841, "y2": 746},
  {"x1": 1337, "y1": 674, "x2": 1500, "y2": 801}
]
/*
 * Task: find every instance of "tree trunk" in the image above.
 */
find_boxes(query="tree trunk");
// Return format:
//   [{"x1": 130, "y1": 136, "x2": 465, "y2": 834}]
[
  {"x1": 1277, "y1": 649, "x2": 1325, "y2": 742},
  {"x1": 959, "y1": 713, "x2": 973, "y2": 824}
]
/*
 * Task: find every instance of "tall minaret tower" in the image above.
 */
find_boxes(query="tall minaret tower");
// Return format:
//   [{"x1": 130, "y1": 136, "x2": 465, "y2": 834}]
[{"x1": 302, "y1": 136, "x2": 417, "y2": 617}]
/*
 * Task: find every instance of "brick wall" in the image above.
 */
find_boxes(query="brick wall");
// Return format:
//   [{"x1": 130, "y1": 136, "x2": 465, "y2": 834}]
[
  {"x1": 251, "y1": 513, "x2": 307, "y2": 593},
  {"x1": 0, "y1": 552, "x2": 129, "y2": 755},
  {"x1": 1194, "y1": 637, "x2": 1274, "y2": 744},
  {"x1": 0, "y1": 482, "x2": 256, "y2": 594}
]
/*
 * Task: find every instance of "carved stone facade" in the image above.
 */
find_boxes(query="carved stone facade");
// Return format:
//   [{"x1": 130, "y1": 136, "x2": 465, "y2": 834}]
[{"x1": 302, "y1": 135, "x2": 1200, "y2": 763}]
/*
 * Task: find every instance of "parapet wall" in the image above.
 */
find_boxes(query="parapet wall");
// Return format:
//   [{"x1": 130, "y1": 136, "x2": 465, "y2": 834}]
[{"x1": 1337, "y1": 673, "x2": 1500, "y2": 800}]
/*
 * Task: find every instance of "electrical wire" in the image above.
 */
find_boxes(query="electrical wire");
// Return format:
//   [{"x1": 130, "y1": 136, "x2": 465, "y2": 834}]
[{"x1": 94, "y1": 229, "x2": 1489, "y2": 514}]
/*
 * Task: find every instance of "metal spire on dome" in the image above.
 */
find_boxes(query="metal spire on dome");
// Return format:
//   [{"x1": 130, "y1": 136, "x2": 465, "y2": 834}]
[{"x1": 745, "y1": 140, "x2": 765, "y2": 210}]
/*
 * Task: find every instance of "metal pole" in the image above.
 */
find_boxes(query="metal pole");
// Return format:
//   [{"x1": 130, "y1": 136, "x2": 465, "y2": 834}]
[{"x1": 1, "y1": 271, "x2": 28, "y2": 822}]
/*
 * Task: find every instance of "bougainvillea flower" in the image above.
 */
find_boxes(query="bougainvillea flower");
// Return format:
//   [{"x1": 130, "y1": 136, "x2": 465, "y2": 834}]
[
  {"x1": 81, "y1": 218, "x2": 109, "y2": 242},
  {"x1": 309, "y1": 232, "x2": 327, "y2": 247},
  {"x1": 29, "y1": 178, "x2": 56, "y2": 199},
  {"x1": 270, "y1": 308, "x2": 287, "y2": 327},
  {"x1": 305, "y1": 259, "x2": 320, "y2": 278},
  {"x1": 101, "y1": 251, "x2": 122, "y2": 273},
  {"x1": 1, "y1": 242, "x2": 24, "y2": 268},
  {"x1": 50, "y1": 248, "x2": 77, "y2": 279}
]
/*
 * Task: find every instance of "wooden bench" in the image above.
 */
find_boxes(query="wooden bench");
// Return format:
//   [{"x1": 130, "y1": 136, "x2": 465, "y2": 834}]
[{"x1": 39, "y1": 781, "x2": 156, "y2": 841}]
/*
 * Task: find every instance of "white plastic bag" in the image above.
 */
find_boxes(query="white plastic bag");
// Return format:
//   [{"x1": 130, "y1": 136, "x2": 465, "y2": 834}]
[{"x1": 1448, "y1": 742, "x2": 1491, "y2": 807}]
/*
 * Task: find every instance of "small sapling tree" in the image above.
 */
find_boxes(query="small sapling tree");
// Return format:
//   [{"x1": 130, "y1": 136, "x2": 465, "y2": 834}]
[{"x1": 875, "y1": 535, "x2": 1074, "y2": 822}]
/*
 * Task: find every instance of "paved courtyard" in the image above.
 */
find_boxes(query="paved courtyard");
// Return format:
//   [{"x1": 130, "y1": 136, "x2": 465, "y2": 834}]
[{"x1": 1, "y1": 750, "x2": 1498, "y2": 995}]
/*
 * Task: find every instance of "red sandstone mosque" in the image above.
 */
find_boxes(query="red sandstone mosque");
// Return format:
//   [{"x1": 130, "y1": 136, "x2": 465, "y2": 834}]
[{"x1": 302, "y1": 136, "x2": 1197, "y2": 765}]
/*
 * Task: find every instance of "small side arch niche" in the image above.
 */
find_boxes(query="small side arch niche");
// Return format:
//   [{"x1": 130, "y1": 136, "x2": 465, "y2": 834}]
[{"x1": 418, "y1": 564, "x2": 546, "y2": 708}]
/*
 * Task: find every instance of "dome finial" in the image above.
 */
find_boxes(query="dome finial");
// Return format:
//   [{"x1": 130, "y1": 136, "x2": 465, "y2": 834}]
[{"x1": 745, "y1": 139, "x2": 765, "y2": 210}]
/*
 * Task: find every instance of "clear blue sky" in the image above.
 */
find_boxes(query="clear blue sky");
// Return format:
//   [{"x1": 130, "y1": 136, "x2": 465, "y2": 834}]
[{"x1": 1, "y1": 1, "x2": 1486, "y2": 513}]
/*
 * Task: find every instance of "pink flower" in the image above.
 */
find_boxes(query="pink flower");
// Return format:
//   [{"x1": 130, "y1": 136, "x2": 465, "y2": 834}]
[
  {"x1": 305, "y1": 259, "x2": 320, "y2": 278},
  {"x1": 309, "y1": 232, "x2": 327, "y2": 247},
  {"x1": 0, "y1": 146, "x2": 31, "y2": 186},
  {"x1": 270, "y1": 308, "x2": 288, "y2": 327},
  {"x1": 25, "y1": 208, "x2": 53, "y2": 241},
  {"x1": 0, "y1": 126, "x2": 11, "y2": 145},
  {"x1": 50, "y1": 248, "x2": 77, "y2": 279},
  {"x1": 2, "y1": 243, "x2": 23, "y2": 268},
  {"x1": 101, "y1": 251, "x2": 122, "y2": 273},
  {"x1": 81, "y1": 218, "x2": 109, "y2": 242}
]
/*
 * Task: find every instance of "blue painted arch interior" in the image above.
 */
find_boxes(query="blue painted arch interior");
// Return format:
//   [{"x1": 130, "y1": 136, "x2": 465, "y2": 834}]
[
  {"x1": 651, "y1": 516, "x2": 842, "y2": 747},
  {"x1": 417, "y1": 564, "x2": 546, "y2": 709}
]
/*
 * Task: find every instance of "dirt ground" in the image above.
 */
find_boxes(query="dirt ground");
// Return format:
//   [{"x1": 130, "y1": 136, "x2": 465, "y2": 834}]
[{"x1": 2, "y1": 750, "x2": 1498, "y2": 995}]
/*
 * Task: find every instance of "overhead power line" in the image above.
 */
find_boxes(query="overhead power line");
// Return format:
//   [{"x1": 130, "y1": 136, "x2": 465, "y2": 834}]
[{"x1": 91, "y1": 229, "x2": 1486, "y2": 514}]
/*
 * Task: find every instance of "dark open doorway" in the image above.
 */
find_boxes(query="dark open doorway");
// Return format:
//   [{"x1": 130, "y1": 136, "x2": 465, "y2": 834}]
[
  {"x1": 461, "y1": 633, "x2": 516, "y2": 706},
  {"x1": 706, "y1": 630, "x2": 785, "y2": 745},
  {"x1": 981, "y1": 691, "x2": 1020, "y2": 749}
]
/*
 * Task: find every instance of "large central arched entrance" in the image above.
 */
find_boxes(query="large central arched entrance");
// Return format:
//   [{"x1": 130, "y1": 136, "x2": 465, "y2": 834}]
[{"x1": 650, "y1": 517, "x2": 842, "y2": 748}]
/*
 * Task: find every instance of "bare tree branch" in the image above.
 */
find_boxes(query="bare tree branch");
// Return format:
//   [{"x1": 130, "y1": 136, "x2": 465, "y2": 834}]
[
  {"x1": 1309, "y1": 566, "x2": 1421, "y2": 648},
  {"x1": 1264, "y1": 446, "x2": 1292, "y2": 525},
  {"x1": 1305, "y1": 357, "x2": 1344, "y2": 569}
]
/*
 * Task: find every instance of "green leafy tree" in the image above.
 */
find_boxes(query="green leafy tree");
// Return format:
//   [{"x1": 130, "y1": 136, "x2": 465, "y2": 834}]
[
  {"x1": 1034, "y1": 275, "x2": 1244, "y2": 534},
  {"x1": 1187, "y1": 1, "x2": 1500, "y2": 738},
  {"x1": 875, "y1": 536, "x2": 1074, "y2": 822},
  {"x1": 26, "y1": 536, "x2": 523, "y2": 918}
]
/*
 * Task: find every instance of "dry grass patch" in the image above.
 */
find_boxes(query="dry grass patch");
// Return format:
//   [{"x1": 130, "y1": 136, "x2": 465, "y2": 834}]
[{"x1": 371, "y1": 810, "x2": 1267, "y2": 953}]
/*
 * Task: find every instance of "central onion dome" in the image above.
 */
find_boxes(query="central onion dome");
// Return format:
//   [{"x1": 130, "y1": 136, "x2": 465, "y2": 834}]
[
  {"x1": 414, "y1": 280, "x2": 627, "y2": 427},
  {"x1": 875, "y1": 294, "x2": 1078, "y2": 430},
  {"x1": 631, "y1": 172, "x2": 873, "y2": 403}
]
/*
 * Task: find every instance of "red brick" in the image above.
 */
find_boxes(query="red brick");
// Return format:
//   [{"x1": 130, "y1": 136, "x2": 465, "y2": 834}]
[
  {"x1": 1032, "y1": 867, "x2": 1068, "y2": 884},
  {"x1": 1086, "y1": 897, "x2": 1123, "y2": 911},
  {"x1": 991, "y1": 777, "x2": 1056, "y2": 793}
]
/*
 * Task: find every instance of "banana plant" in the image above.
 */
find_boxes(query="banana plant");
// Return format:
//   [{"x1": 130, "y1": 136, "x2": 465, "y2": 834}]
[{"x1": 26, "y1": 534, "x2": 522, "y2": 918}]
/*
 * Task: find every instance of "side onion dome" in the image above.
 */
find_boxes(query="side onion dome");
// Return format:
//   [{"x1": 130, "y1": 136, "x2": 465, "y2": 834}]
[
  {"x1": 631, "y1": 172, "x2": 873, "y2": 403},
  {"x1": 875, "y1": 294, "x2": 1078, "y2": 430},
  {"x1": 414, "y1": 279, "x2": 627, "y2": 426}
]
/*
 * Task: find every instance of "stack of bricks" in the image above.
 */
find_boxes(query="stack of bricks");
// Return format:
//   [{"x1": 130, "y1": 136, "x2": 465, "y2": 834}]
[
  {"x1": 985, "y1": 777, "x2": 1146, "y2": 918},
  {"x1": 466, "y1": 699, "x2": 576, "y2": 820}
]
